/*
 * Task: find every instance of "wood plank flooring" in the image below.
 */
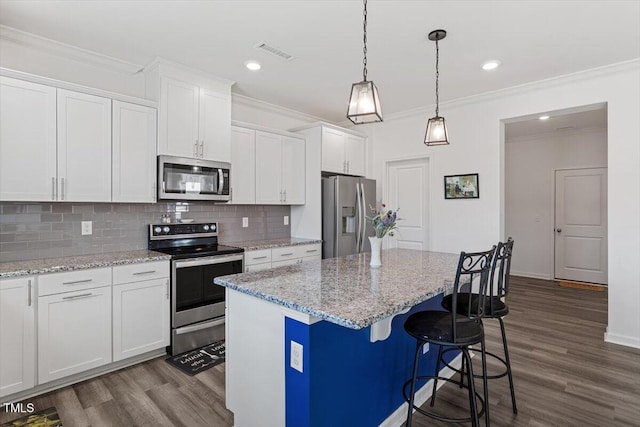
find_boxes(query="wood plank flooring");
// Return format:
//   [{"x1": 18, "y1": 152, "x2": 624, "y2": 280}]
[{"x1": 2, "y1": 276, "x2": 639, "y2": 426}]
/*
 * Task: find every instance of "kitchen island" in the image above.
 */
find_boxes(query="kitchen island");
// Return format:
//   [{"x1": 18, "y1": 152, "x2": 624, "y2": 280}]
[{"x1": 215, "y1": 248, "x2": 462, "y2": 427}]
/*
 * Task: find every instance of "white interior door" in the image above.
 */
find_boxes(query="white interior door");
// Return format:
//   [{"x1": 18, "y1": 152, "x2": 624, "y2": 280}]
[
  {"x1": 385, "y1": 158, "x2": 429, "y2": 250},
  {"x1": 555, "y1": 168, "x2": 607, "y2": 284}
]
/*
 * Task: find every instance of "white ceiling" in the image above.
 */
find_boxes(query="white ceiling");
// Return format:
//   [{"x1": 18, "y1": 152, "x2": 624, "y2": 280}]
[
  {"x1": 0, "y1": 1, "x2": 638, "y2": 123},
  {"x1": 505, "y1": 108, "x2": 608, "y2": 139}
]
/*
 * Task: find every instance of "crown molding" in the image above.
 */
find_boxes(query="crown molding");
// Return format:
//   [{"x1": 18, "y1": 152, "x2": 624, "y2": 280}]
[
  {"x1": 143, "y1": 57, "x2": 235, "y2": 88},
  {"x1": 384, "y1": 58, "x2": 640, "y2": 122},
  {"x1": 0, "y1": 25, "x2": 144, "y2": 75},
  {"x1": 231, "y1": 93, "x2": 330, "y2": 125}
]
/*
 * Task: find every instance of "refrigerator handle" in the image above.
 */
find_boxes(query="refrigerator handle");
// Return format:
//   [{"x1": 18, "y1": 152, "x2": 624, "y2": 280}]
[
  {"x1": 359, "y1": 182, "x2": 367, "y2": 252},
  {"x1": 356, "y1": 182, "x2": 362, "y2": 252}
]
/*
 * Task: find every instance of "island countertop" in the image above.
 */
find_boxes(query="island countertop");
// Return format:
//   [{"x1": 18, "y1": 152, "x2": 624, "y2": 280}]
[{"x1": 215, "y1": 248, "x2": 460, "y2": 329}]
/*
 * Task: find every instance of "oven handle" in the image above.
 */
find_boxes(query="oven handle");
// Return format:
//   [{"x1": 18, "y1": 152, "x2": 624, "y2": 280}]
[
  {"x1": 175, "y1": 318, "x2": 225, "y2": 335},
  {"x1": 175, "y1": 254, "x2": 244, "y2": 268}
]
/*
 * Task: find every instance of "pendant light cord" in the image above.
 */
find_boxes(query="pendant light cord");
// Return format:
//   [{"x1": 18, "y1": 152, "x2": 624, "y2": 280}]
[
  {"x1": 435, "y1": 38, "x2": 440, "y2": 117},
  {"x1": 363, "y1": 0, "x2": 368, "y2": 81}
]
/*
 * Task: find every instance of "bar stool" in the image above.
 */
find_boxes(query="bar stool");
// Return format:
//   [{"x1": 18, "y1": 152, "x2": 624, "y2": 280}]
[
  {"x1": 439, "y1": 238, "x2": 517, "y2": 414},
  {"x1": 403, "y1": 246, "x2": 496, "y2": 427}
]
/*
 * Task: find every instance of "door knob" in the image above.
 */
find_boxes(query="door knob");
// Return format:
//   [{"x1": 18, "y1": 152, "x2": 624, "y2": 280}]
[{"x1": 556, "y1": 228, "x2": 562, "y2": 233}]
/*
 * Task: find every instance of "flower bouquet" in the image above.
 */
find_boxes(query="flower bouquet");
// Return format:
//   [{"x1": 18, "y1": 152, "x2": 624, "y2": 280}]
[{"x1": 368, "y1": 204, "x2": 399, "y2": 238}]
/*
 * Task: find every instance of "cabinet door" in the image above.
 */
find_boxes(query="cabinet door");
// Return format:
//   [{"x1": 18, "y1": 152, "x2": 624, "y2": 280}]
[
  {"x1": 38, "y1": 286, "x2": 112, "y2": 384},
  {"x1": 255, "y1": 131, "x2": 283, "y2": 204},
  {"x1": 112, "y1": 101, "x2": 157, "y2": 203},
  {"x1": 113, "y1": 278, "x2": 170, "y2": 362},
  {"x1": 199, "y1": 89, "x2": 231, "y2": 162},
  {"x1": 0, "y1": 77, "x2": 57, "y2": 201},
  {"x1": 271, "y1": 258, "x2": 301, "y2": 268},
  {"x1": 282, "y1": 136, "x2": 306, "y2": 205},
  {"x1": 321, "y1": 127, "x2": 345, "y2": 174},
  {"x1": 57, "y1": 89, "x2": 112, "y2": 202},
  {"x1": 160, "y1": 77, "x2": 199, "y2": 158},
  {"x1": 230, "y1": 127, "x2": 256, "y2": 204},
  {"x1": 345, "y1": 134, "x2": 366, "y2": 176},
  {"x1": 0, "y1": 277, "x2": 35, "y2": 397}
]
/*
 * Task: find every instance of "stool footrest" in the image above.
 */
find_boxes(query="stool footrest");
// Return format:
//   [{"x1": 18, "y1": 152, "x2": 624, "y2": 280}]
[
  {"x1": 442, "y1": 347, "x2": 509, "y2": 379},
  {"x1": 402, "y1": 375, "x2": 485, "y2": 423}
]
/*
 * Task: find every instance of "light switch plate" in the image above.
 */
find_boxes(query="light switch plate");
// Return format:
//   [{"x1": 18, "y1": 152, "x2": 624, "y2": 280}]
[
  {"x1": 290, "y1": 340, "x2": 303, "y2": 373},
  {"x1": 284, "y1": 215, "x2": 289, "y2": 226},
  {"x1": 81, "y1": 221, "x2": 92, "y2": 236},
  {"x1": 242, "y1": 217, "x2": 249, "y2": 228}
]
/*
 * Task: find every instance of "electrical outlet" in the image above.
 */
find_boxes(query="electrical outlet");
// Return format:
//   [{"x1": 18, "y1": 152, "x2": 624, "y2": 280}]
[
  {"x1": 81, "y1": 221, "x2": 92, "y2": 236},
  {"x1": 423, "y1": 343, "x2": 430, "y2": 354},
  {"x1": 284, "y1": 215, "x2": 289, "y2": 226},
  {"x1": 242, "y1": 217, "x2": 249, "y2": 228},
  {"x1": 290, "y1": 340, "x2": 303, "y2": 373}
]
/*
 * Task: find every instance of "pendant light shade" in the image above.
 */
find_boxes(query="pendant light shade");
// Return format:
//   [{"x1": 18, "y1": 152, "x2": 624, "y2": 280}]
[
  {"x1": 347, "y1": 0, "x2": 383, "y2": 124},
  {"x1": 424, "y1": 29, "x2": 449, "y2": 146},
  {"x1": 425, "y1": 116, "x2": 449, "y2": 145},
  {"x1": 347, "y1": 80, "x2": 382, "y2": 124}
]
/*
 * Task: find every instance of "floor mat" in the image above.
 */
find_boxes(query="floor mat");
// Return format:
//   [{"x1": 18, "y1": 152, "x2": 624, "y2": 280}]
[
  {"x1": 165, "y1": 340, "x2": 225, "y2": 376},
  {"x1": 1, "y1": 407, "x2": 62, "y2": 427}
]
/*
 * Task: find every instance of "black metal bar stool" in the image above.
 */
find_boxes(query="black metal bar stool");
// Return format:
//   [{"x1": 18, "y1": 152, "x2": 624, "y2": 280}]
[
  {"x1": 403, "y1": 246, "x2": 496, "y2": 427},
  {"x1": 438, "y1": 238, "x2": 517, "y2": 415}
]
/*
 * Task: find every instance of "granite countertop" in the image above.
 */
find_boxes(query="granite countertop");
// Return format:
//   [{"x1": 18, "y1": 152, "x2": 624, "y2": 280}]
[
  {"x1": 226, "y1": 237, "x2": 322, "y2": 251},
  {"x1": 0, "y1": 250, "x2": 171, "y2": 278},
  {"x1": 215, "y1": 248, "x2": 460, "y2": 329}
]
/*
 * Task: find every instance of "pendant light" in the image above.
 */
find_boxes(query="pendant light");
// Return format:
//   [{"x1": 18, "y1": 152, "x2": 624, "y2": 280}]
[
  {"x1": 424, "y1": 29, "x2": 449, "y2": 146},
  {"x1": 347, "y1": 0, "x2": 383, "y2": 124}
]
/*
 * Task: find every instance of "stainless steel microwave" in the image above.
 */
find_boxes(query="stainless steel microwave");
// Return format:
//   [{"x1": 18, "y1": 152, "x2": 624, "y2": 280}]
[{"x1": 158, "y1": 155, "x2": 231, "y2": 202}]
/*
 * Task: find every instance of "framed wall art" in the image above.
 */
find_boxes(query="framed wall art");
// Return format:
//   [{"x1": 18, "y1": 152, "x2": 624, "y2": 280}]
[{"x1": 444, "y1": 173, "x2": 479, "y2": 199}]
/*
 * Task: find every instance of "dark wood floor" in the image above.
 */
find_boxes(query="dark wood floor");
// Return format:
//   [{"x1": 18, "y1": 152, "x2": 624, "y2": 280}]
[{"x1": 2, "y1": 276, "x2": 639, "y2": 426}]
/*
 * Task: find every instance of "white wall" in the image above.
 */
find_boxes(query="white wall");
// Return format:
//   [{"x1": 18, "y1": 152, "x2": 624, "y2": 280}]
[
  {"x1": 505, "y1": 128, "x2": 607, "y2": 279},
  {"x1": 365, "y1": 62, "x2": 640, "y2": 348}
]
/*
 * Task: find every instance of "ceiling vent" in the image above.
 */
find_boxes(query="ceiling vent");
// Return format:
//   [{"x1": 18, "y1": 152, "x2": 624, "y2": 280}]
[
  {"x1": 254, "y1": 41, "x2": 295, "y2": 62},
  {"x1": 555, "y1": 125, "x2": 576, "y2": 131}
]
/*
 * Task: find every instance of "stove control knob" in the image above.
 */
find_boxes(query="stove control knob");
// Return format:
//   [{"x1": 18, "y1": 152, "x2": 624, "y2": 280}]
[
  {"x1": 203, "y1": 225, "x2": 210, "y2": 231},
  {"x1": 162, "y1": 226, "x2": 170, "y2": 233},
  {"x1": 154, "y1": 226, "x2": 162, "y2": 234},
  {"x1": 210, "y1": 224, "x2": 217, "y2": 232}
]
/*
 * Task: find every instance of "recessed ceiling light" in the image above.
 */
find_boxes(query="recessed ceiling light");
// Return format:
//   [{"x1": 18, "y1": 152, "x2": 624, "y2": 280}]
[
  {"x1": 244, "y1": 60, "x2": 261, "y2": 71},
  {"x1": 481, "y1": 60, "x2": 501, "y2": 71},
  {"x1": 539, "y1": 115, "x2": 550, "y2": 120}
]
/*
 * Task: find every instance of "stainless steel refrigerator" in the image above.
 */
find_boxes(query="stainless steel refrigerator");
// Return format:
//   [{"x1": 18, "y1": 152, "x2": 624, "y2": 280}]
[{"x1": 322, "y1": 175, "x2": 376, "y2": 259}]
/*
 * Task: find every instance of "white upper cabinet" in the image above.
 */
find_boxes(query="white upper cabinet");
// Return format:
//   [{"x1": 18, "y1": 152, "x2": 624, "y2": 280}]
[
  {"x1": 0, "y1": 77, "x2": 57, "y2": 201},
  {"x1": 157, "y1": 74, "x2": 231, "y2": 162},
  {"x1": 0, "y1": 277, "x2": 35, "y2": 398},
  {"x1": 112, "y1": 101, "x2": 157, "y2": 203},
  {"x1": 199, "y1": 88, "x2": 231, "y2": 162},
  {"x1": 57, "y1": 89, "x2": 112, "y2": 202},
  {"x1": 255, "y1": 131, "x2": 284, "y2": 204},
  {"x1": 282, "y1": 136, "x2": 306, "y2": 205},
  {"x1": 321, "y1": 127, "x2": 346, "y2": 174},
  {"x1": 344, "y1": 134, "x2": 366, "y2": 177},
  {"x1": 160, "y1": 77, "x2": 199, "y2": 159},
  {"x1": 320, "y1": 126, "x2": 366, "y2": 176},
  {"x1": 254, "y1": 131, "x2": 305, "y2": 205},
  {"x1": 230, "y1": 126, "x2": 256, "y2": 204}
]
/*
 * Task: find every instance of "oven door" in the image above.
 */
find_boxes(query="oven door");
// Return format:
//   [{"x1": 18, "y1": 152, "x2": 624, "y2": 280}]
[{"x1": 172, "y1": 253, "x2": 243, "y2": 329}]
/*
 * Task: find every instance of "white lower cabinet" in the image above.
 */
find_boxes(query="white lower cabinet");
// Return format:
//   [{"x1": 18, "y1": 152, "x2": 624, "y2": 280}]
[
  {"x1": 244, "y1": 243, "x2": 321, "y2": 272},
  {"x1": 38, "y1": 285, "x2": 112, "y2": 383},
  {"x1": 0, "y1": 277, "x2": 35, "y2": 398},
  {"x1": 112, "y1": 277, "x2": 170, "y2": 362}
]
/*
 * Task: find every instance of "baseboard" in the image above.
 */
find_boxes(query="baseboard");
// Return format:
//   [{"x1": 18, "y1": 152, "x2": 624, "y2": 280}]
[
  {"x1": 379, "y1": 352, "x2": 465, "y2": 427},
  {"x1": 1, "y1": 348, "x2": 166, "y2": 403},
  {"x1": 510, "y1": 270, "x2": 551, "y2": 280},
  {"x1": 604, "y1": 331, "x2": 640, "y2": 349}
]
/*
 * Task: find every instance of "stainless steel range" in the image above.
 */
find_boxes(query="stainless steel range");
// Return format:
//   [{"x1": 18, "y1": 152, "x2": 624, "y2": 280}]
[{"x1": 148, "y1": 222, "x2": 243, "y2": 356}]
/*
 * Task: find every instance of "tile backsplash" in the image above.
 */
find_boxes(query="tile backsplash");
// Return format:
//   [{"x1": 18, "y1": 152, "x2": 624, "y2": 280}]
[{"x1": 0, "y1": 202, "x2": 290, "y2": 262}]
